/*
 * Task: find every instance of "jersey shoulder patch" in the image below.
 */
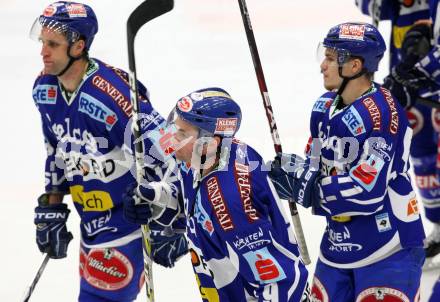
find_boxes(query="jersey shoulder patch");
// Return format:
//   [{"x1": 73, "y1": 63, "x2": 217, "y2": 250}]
[{"x1": 312, "y1": 93, "x2": 335, "y2": 113}]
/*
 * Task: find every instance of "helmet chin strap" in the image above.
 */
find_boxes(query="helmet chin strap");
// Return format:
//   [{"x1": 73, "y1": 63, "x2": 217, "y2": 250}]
[
  {"x1": 336, "y1": 66, "x2": 367, "y2": 96},
  {"x1": 56, "y1": 44, "x2": 85, "y2": 77}
]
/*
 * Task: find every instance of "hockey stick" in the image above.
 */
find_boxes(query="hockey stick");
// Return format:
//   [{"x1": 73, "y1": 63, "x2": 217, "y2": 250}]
[
  {"x1": 127, "y1": 1, "x2": 174, "y2": 301},
  {"x1": 22, "y1": 253, "x2": 50, "y2": 302},
  {"x1": 237, "y1": 0, "x2": 311, "y2": 265},
  {"x1": 418, "y1": 97, "x2": 440, "y2": 109},
  {"x1": 371, "y1": 0, "x2": 382, "y2": 28}
]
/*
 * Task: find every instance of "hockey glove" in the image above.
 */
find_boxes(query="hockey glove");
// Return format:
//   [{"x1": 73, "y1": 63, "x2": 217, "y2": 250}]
[
  {"x1": 382, "y1": 74, "x2": 418, "y2": 109},
  {"x1": 150, "y1": 221, "x2": 188, "y2": 268},
  {"x1": 123, "y1": 181, "x2": 180, "y2": 226},
  {"x1": 123, "y1": 183, "x2": 153, "y2": 225},
  {"x1": 34, "y1": 194, "x2": 73, "y2": 259},
  {"x1": 268, "y1": 153, "x2": 322, "y2": 208}
]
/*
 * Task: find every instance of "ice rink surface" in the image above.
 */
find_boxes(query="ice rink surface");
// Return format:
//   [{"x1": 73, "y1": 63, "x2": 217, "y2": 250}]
[{"x1": 0, "y1": 0, "x2": 438, "y2": 301}]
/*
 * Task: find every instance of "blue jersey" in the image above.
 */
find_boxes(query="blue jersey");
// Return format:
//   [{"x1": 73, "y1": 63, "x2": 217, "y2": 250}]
[
  {"x1": 178, "y1": 139, "x2": 308, "y2": 302},
  {"x1": 308, "y1": 83, "x2": 425, "y2": 268},
  {"x1": 32, "y1": 58, "x2": 168, "y2": 246},
  {"x1": 355, "y1": 0, "x2": 430, "y2": 69},
  {"x1": 416, "y1": 0, "x2": 440, "y2": 89}
]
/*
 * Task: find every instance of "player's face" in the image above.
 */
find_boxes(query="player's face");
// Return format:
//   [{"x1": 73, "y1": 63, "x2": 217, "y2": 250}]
[
  {"x1": 320, "y1": 48, "x2": 343, "y2": 91},
  {"x1": 173, "y1": 117, "x2": 199, "y2": 164},
  {"x1": 39, "y1": 27, "x2": 70, "y2": 75}
]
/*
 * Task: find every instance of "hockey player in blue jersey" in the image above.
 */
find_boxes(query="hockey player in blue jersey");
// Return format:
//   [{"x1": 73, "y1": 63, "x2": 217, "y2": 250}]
[
  {"x1": 355, "y1": 0, "x2": 440, "y2": 272},
  {"x1": 124, "y1": 87, "x2": 310, "y2": 301},
  {"x1": 29, "y1": 2, "x2": 186, "y2": 301},
  {"x1": 269, "y1": 23, "x2": 425, "y2": 301}
]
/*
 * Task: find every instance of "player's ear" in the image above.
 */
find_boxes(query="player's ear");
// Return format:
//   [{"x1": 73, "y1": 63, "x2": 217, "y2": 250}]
[
  {"x1": 352, "y1": 57, "x2": 364, "y2": 74},
  {"x1": 71, "y1": 39, "x2": 86, "y2": 57}
]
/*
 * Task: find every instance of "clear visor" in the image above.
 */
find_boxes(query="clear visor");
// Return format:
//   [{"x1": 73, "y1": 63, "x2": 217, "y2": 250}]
[
  {"x1": 316, "y1": 42, "x2": 352, "y2": 67},
  {"x1": 166, "y1": 107, "x2": 197, "y2": 149},
  {"x1": 29, "y1": 16, "x2": 80, "y2": 45}
]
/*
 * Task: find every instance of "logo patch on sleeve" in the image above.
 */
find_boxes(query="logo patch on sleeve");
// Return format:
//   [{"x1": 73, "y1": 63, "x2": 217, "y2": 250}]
[
  {"x1": 33, "y1": 84, "x2": 58, "y2": 105},
  {"x1": 342, "y1": 107, "x2": 365, "y2": 136},
  {"x1": 243, "y1": 247, "x2": 286, "y2": 284},
  {"x1": 349, "y1": 154, "x2": 384, "y2": 191},
  {"x1": 78, "y1": 92, "x2": 118, "y2": 130},
  {"x1": 375, "y1": 213, "x2": 392, "y2": 232},
  {"x1": 313, "y1": 97, "x2": 333, "y2": 113}
]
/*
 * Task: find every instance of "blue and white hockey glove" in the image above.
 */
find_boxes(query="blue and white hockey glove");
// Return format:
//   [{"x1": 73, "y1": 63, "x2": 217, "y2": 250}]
[
  {"x1": 150, "y1": 221, "x2": 188, "y2": 268},
  {"x1": 123, "y1": 183, "x2": 153, "y2": 225},
  {"x1": 123, "y1": 181, "x2": 180, "y2": 226},
  {"x1": 34, "y1": 194, "x2": 73, "y2": 259},
  {"x1": 268, "y1": 153, "x2": 322, "y2": 208}
]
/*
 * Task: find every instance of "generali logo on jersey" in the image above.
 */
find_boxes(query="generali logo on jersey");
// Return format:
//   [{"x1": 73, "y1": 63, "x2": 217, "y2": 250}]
[
  {"x1": 234, "y1": 162, "x2": 259, "y2": 222},
  {"x1": 362, "y1": 98, "x2": 381, "y2": 131},
  {"x1": 339, "y1": 24, "x2": 366, "y2": 41},
  {"x1": 92, "y1": 75, "x2": 133, "y2": 117},
  {"x1": 206, "y1": 176, "x2": 234, "y2": 231},
  {"x1": 381, "y1": 88, "x2": 399, "y2": 135}
]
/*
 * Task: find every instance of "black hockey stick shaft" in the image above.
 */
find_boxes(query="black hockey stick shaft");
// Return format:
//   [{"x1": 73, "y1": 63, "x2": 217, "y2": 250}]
[
  {"x1": 22, "y1": 253, "x2": 50, "y2": 302},
  {"x1": 127, "y1": 1, "x2": 174, "y2": 301},
  {"x1": 372, "y1": 0, "x2": 383, "y2": 28},
  {"x1": 237, "y1": 0, "x2": 311, "y2": 265},
  {"x1": 418, "y1": 97, "x2": 440, "y2": 109}
]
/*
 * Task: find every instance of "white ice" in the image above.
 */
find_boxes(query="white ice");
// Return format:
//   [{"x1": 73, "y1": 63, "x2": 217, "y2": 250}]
[{"x1": 0, "y1": 0, "x2": 437, "y2": 301}]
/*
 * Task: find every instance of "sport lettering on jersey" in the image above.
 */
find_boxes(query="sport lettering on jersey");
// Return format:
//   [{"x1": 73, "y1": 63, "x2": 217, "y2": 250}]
[
  {"x1": 92, "y1": 75, "x2": 132, "y2": 117},
  {"x1": 234, "y1": 162, "x2": 259, "y2": 222},
  {"x1": 381, "y1": 88, "x2": 399, "y2": 134},
  {"x1": 206, "y1": 176, "x2": 234, "y2": 231},
  {"x1": 362, "y1": 98, "x2": 381, "y2": 131},
  {"x1": 339, "y1": 24, "x2": 366, "y2": 41},
  {"x1": 78, "y1": 92, "x2": 118, "y2": 130},
  {"x1": 243, "y1": 247, "x2": 286, "y2": 284},
  {"x1": 33, "y1": 84, "x2": 57, "y2": 105},
  {"x1": 342, "y1": 107, "x2": 366, "y2": 136}
]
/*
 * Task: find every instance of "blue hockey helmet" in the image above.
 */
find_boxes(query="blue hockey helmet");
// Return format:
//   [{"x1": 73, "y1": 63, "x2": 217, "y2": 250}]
[
  {"x1": 168, "y1": 87, "x2": 242, "y2": 137},
  {"x1": 30, "y1": 1, "x2": 98, "y2": 51},
  {"x1": 321, "y1": 22, "x2": 386, "y2": 72}
]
